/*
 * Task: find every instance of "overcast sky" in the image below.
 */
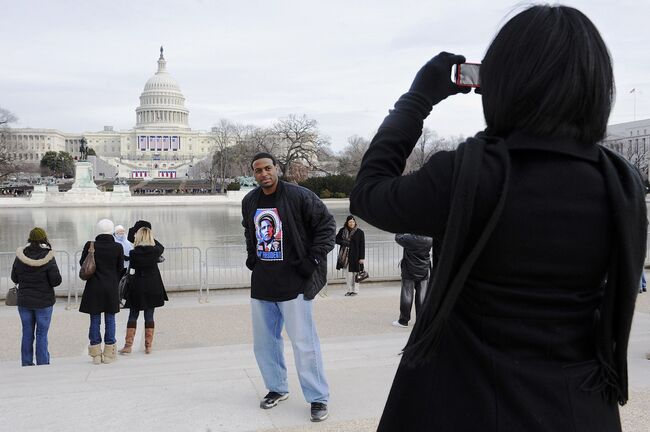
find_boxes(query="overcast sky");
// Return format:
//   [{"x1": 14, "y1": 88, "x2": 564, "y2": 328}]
[{"x1": 1, "y1": 0, "x2": 648, "y2": 150}]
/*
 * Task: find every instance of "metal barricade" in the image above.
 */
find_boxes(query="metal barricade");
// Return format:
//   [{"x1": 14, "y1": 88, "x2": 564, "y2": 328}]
[
  {"x1": 204, "y1": 245, "x2": 250, "y2": 299},
  {"x1": 325, "y1": 240, "x2": 402, "y2": 282},
  {"x1": 158, "y1": 246, "x2": 203, "y2": 295},
  {"x1": 0, "y1": 252, "x2": 15, "y2": 300},
  {"x1": 2, "y1": 239, "x2": 403, "y2": 305}
]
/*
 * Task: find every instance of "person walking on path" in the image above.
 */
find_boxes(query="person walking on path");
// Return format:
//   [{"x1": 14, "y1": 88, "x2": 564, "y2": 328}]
[
  {"x1": 392, "y1": 234, "x2": 433, "y2": 328},
  {"x1": 113, "y1": 224, "x2": 133, "y2": 278},
  {"x1": 79, "y1": 219, "x2": 124, "y2": 365},
  {"x1": 350, "y1": 5, "x2": 646, "y2": 431},
  {"x1": 119, "y1": 223, "x2": 167, "y2": 355},
  {"x1": 335, "y1": 215, "x2": 365, "y2": 296},
  {"x1": 11, "y1": 227, "x2": 62, "y2": 366},
  {"x1": 242, "y1": 152, "x2": 336, "y2": 423}
]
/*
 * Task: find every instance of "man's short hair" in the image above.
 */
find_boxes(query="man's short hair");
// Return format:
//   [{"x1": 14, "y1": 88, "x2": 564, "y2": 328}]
[{"x1": 251, "y1": 152, "x2": 278, "y2": 170}]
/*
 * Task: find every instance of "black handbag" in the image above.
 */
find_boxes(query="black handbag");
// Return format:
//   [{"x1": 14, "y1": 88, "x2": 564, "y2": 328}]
[
  {"x1": 5, "y1": 284, "x2": 18, "y2": 306},
  {"x1": 355, "y1": 265, "x2": 369, "y2": 283},
  {"x1": 118, "y1": 273, "x2": 131, "y2": 307}
]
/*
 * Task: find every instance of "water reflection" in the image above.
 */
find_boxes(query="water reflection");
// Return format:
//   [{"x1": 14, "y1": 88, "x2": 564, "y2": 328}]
[{"x1": 0, "y1": 202, "x2": 393, "y2": 255}]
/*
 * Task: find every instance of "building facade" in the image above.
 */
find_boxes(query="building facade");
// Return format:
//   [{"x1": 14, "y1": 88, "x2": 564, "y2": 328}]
[
  {"x1": 602, "y1": 118, "x2": 650, "y2": 178},
  {"x1": 4, "y1": 47, "x2": 219, "y2": 179}
]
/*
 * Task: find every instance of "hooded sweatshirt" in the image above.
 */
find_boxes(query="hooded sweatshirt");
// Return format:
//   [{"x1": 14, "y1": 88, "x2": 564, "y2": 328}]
[{"x1": 11, "y1": 244, "x2": 62, "y2": 308}]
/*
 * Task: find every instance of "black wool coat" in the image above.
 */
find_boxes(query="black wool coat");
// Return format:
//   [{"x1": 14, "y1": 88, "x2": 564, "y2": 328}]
[
  {"x1": 11, "y1": 245, "x2": 62, "y2": 309},
  {"x1": 124, "y1": 240, "x2": 168, "y2": 310},
  {"x1": 79, "y1": 234, "x2": 124, "y2": 315},
  {"x1": 335, "y1": 227, "x2": 365, "y2": 272},
  {"x1": 350, "y1": 92, "x2": 646, "y2": 432}
]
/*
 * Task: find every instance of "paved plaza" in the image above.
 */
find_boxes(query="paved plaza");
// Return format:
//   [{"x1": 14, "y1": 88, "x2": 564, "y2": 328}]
[{"x1": 0, "y1": 282, "x2": 649, "y2": 432}]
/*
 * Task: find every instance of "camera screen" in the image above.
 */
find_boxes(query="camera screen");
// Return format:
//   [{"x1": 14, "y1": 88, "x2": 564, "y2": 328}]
[{"x1": 454, "y1": 63, "x2": 480, "y2": 87}]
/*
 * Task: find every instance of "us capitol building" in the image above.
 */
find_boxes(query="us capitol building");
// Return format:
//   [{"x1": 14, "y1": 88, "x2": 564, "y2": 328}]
[{"x1": 6, "y1": 47, "x2": 217, "y2": 179}]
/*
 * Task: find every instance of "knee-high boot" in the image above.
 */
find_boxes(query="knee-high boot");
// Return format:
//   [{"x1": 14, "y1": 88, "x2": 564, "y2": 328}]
[
  {"x1": 144, "y1": 321, "x2": 154, "y2": 354},
  {"x1": 119, "y1": 322, "x2": 137, "y2": 354}
]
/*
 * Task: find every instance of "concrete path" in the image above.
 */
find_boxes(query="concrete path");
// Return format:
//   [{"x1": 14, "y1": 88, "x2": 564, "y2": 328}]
[{"x1": 1, "y1": 283, "x2": 649, "y2": 432}]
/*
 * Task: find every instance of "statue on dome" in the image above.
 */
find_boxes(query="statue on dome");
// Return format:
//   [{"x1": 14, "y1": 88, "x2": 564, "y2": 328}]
[{"x1": 79, "y1": 137, "x2": 88, "y2": 161}]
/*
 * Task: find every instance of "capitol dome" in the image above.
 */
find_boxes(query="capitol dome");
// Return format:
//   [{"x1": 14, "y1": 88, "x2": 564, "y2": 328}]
[{"x1": 135, "y1": 47, "x2": 190, "y2": 130}]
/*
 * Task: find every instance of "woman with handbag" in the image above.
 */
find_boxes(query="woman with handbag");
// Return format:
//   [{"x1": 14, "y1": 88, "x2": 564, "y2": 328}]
[
  {"x1": 79, "y1": 219, "x2": 124, "y2": 364},
  {"x1": 10, "y1": 227, "x2": 62, "y2": 366},
  {"x1": 335, "y1": 215, "x2": 365, "y2": 296},
  {"x1": 350, "y1": 5, "x2": 646, "y2": 431},
  {"x1": 119, "y1": 225, "x2": 167, "y2": 355}
]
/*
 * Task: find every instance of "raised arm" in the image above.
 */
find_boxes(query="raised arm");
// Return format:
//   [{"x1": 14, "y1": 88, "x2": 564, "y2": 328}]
[{"x1": 350, "y1": 52, "x2": 469, "y2": 237}]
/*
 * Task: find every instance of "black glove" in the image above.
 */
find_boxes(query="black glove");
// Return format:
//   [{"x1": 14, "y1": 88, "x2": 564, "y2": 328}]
[
  {"x1": 409, "y1": 51, "x2": 471, "y2": 106},
  {"x1": 246, "y1": 255, "x2": 257, "y2": 271},
  {"x1": 295, "y1": 256, "x2": 319, "y2": 278}
]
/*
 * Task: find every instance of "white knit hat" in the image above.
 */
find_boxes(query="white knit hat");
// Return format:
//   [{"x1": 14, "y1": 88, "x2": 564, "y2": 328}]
[{"x1": 97, "y1": 219, "x2": 115, "y2": 235}]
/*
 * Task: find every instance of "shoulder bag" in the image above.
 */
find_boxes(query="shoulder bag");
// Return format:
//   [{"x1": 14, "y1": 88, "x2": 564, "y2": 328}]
[
  {"x1": 79, "y1": 241, "x2": 96, "y2": 280},
  {"x1": 5, "y1": 284, "x2": 18, "y2": 306}
]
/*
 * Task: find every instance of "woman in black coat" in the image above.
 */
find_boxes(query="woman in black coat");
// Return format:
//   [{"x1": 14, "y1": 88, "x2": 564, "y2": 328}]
[
  {"x1": 350, "y1": 5, "x2": 646, "y2": 432},
  {"x1": 79, "y1": 219, "x2": 124, "y2": 364},
  {"x1": 119, "y1": 224, "x2": 167, "y2": 355},
  {"x1": 11, "y1": 227, "x2": 62, "y2": 366},
  {"x1": 335, "y1": 215, "x2": 365, "y2": 296}
]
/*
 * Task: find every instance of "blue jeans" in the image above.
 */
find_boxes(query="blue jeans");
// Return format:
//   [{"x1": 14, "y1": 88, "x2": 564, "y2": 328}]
[
  {"x1": 89, "y1": 313, "x2": 116, "y2": 345},
  {"x1": 251, "y1": 294, "x2": 329, "y2": 404},
  {"x1": 127, "y1": 308, "x2": 155, "y2": 323},
  {"x1": 18, "y1": 306, "x2": 53, "y2": 366}
]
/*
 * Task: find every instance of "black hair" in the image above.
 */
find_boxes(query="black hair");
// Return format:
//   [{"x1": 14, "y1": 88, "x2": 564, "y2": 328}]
[
  {"x1": 480, "y1": 5, "x2": 613, "y2": 144},
  {"x1": 250, "y1": 152, "x2": 278, "y2": 170}
]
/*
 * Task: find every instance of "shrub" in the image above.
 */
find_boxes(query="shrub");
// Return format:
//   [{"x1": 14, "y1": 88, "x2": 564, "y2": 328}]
[
  {"x1": 320, "y1": 188, "x2": 333, "y2": 199},
  {"x1": 300, "y1": 174, "x2": 355, "y2": 198},
  {"x1": 227, "y1": 181, "x2": 241, "y2": 191}
]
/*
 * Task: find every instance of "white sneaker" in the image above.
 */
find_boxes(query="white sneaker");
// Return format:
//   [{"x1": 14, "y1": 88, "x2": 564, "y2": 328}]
[{"x1": 392, "y1": 320, "x2": 408, "y2": 328}]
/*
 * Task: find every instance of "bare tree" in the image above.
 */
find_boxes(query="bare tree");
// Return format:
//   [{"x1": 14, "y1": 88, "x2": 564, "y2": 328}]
[
  {"x1": 193, "y1": 158, "x2": 219, "y2": 192},
  {"x1": 272, "y1": 114, "x2": 331, "y2": 180},
  {"x1": 209, "y1": 119, "x2": 239, "y2": 193},
  {"x1": 337, "y1": 135, "x2": 370, "y2": 176},
  {"x1": 404, "y1": 129, "x2": 463, "y2": 173},
  {"x1": 227, "y1": 124, "x2": 273, "y2": 177},
  {"x1": 0, "y1": 108, "x2": 18, "y2": 179},
  {"x1": 605, "y1": 137, "x2": 649, "y2": 180}
]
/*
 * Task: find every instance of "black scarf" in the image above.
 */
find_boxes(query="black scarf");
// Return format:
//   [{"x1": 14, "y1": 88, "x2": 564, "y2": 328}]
[{"x1": 403, "y1": 134, "x2": 646, "y2": 405}]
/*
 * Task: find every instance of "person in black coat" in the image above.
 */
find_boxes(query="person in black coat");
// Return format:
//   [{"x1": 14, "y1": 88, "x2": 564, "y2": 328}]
[
  {"x1": 349, "y1": 5, "x2": 646, "y2": 432},
  {"x1": 392, "y1": 234, "x2": 433, "y2": 328},
  {"x1": 119, "y1": 223, "x2": 167, "y2": 355},
  {"x1": 79, "y1": 219, "x2": 124, "y2": 364},
  {"x1": 335, "y1": 215, "x2": 365, "y2": 296},
  {"x1": 11, "y1": 227, "x2": 62, "y2": 366}
]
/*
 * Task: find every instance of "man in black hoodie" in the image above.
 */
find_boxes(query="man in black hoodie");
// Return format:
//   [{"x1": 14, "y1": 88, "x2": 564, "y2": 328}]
[{"x1": 393, "y1": 233, "x2": 433, "y2": 328}]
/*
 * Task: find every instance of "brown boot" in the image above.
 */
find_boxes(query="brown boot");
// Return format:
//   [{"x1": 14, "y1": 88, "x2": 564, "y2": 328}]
[
  {"x1": 119, "y1": 323, "x2": 137, "y2": 354},
  {"x1": 144, "y1": 321, "x2": 155, "y2": 354},
  {"x1": 88, "y1": 344, "x2": 102, "y2": 365}
]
